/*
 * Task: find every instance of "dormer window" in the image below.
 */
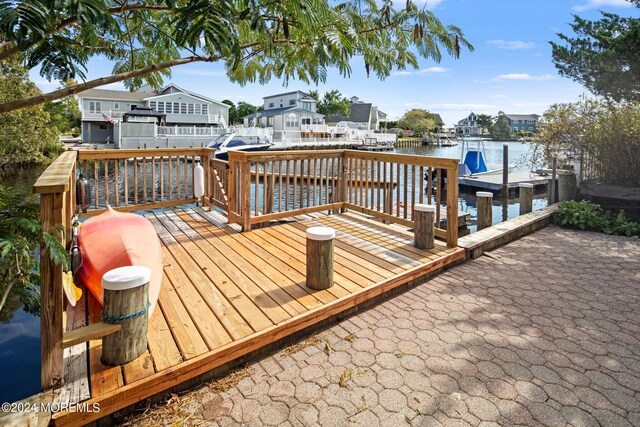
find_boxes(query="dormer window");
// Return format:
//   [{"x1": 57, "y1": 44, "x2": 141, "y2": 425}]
[
  {"x1": 268, "y1": 102, "x2": 274, "y2": 108},
  {"x1": 289, "y1": 99, "x2": 296, "y2": 106}
]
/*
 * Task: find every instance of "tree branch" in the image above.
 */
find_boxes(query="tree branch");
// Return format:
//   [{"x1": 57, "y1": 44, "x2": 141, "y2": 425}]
[
  {"x1": 0, "y1": 56, "x2": 208, "y2": 113},
  {"x1": 0, "y1": 5, "x2": 174, "y2": 61}
]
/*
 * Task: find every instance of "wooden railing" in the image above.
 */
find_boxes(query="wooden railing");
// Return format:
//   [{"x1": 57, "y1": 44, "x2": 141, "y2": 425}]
[
  {"x1": 228, "y1": 150, "x2": 459, "y2": 247},
  {"x1": 76, "y1": 148, "x2": 214, "y2": 216},
  {"x1": 209, "y1": 157, "x2": 229, "y2": 210},
  {"x1": 34, "y1": 150, "x2": 78, "y2": 390}
]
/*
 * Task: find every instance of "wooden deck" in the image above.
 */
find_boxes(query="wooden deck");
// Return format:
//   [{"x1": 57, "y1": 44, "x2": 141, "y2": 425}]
[{"x1": 33, "y1": 208, "x2": 463, "y2": 425}]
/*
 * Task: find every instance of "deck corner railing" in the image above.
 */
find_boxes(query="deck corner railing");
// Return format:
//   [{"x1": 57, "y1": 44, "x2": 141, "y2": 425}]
[{"x1": 33, "y1": 150, "x2": 78, "y2": 390}]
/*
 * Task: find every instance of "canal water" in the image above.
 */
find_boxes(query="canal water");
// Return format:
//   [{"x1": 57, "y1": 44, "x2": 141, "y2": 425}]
[{"x1": 0, "y1": 140, "x2": 547, "y2": 403}]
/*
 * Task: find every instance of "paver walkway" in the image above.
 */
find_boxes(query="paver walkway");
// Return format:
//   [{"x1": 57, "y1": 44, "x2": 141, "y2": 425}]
[{"x1": 124, "y1": 226, "x2": 640, "y2": 426}]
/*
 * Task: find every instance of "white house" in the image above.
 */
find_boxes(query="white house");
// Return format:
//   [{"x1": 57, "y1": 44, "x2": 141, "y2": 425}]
[
  {"x1": 242, "y1": 91, "x2": 327, "y2": 139},
  {"x1": 77, "y1": 84, "x2": 230, "y2": 143},
  {"x1": 325, "y1": 96, "x2": 388, "y2": 131},
  {"x1": 455, "y1": 112, "x2": 483, "y2": 136}
]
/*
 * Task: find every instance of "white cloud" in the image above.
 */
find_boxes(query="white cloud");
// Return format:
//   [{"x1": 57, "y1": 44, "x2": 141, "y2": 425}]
[
  {"x1": 493, "y1": 73, "x2": 555, "y2": 82},
  {"x1": 392, "y1": 67, "x2": 449, "y2": 76},
  {"x1": 572, "y1": 0, "x2": 633, "y2": 11},
  {"x1": 487, "y1": 40, "x2": 536, "y2": 50},
  {"x1": 488, "y1": 95, "x2": 507, "y2": 99}
]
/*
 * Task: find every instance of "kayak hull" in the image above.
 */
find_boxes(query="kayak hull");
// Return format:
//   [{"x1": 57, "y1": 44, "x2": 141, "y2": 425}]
[{"x1": 77, "y1": 207, "x2": 162, "y2": 316}]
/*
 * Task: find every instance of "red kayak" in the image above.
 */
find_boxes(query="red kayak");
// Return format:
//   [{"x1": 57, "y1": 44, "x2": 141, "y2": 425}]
[{"x1": 77, "y1": 206, "x2": 162, "y2": 316}]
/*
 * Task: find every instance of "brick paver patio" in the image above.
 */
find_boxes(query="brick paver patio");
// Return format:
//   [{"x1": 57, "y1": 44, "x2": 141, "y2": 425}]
[{"x1": 127, "y1": 226, "x2": 640, "y2": 426}]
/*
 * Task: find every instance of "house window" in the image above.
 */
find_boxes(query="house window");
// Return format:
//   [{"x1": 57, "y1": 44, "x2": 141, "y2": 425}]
[
  {"x1": 268, "y1": 102, "x2": 274, "y2": 108},
  {"x1": 195, "y1": 104, "x2": 201, "y2": 114},
  {"x1": 188, "y1": 103, "x2": 194, "y2": 114},
  {"x1": 89, "y1": 101, "x2": 101, "y2": 113},
  {"x1": 157, "y1": 102, "x2": 164, "y2": 113},
  {"x1": 302, "y1": 117, "x2": 311, "y2": 125},
  {"x1": 289, "y1": 99, "x2": 296, "y2": 106},
  {"x1": 513, "y1": 127, "x2": 518, "y2": 132},
  {"x1": 180, "y1": 103, "x2": 187, "y2": 114},
  {"x1": 202, "y1": 104, "x2": 208, "y2": 115},
  {"x1": 302, "y1": 102, "x2": 312, "y2": 111},
  {"x1": 149, "y1": 101, "x2": 156, "y2": 110},
  {"x1": 99, "y1": 124, "x2": 108, "y2": 130},
  {"x1": 173, "y1": 102, "x2": 180, "y2": 114},
  {"x1": 286, "y1": 114, "x2": 298, "y2": 127},
  {"x1": 113, "y1": 102, "x2": 120, "y2": 110}
]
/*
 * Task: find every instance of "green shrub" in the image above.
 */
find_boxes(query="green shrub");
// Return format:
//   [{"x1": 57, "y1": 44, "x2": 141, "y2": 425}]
[{"x1": 555, "y1": 200, "x2": 640, "y2": 236}]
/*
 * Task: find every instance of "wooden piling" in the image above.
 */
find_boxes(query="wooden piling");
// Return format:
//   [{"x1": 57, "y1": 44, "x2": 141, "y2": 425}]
[
  {"x1": 306, "y1": 226, "x2": 335, "y2": 290},
  {"x1": 549, "y1": 157, "x2": 558, "y2": 204},
  {"x1": 414, "y1": 204, "x2": 436, "y2": 249},
  {"x1": 519, "y1": 183, "x2": 533, "y2": 215},
  {"x1": 557, "y1": 172, "x2": 577, "y2": 202},
  {"x1": 502, "y1": 143, "x2": 509, "y2": 198},
  {"x1": 101, "y1": 266, "x2": 150, "y2": 366},
  {"x1": 476, "y1": 191, "x2": 493, "y2": 231}
]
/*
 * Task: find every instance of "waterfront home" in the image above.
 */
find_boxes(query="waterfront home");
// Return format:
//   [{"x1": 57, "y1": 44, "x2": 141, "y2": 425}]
[
  {"x1": 242, "y1": 90, "x2": 327, "y2": 140},
  {"x1": 455, "y1": 112, "x2": 483, "y2": 135},
  {"x1": 325, "y1": 96, "x2": 388, "y2": 131},
  {"x1": 504, "y1": 113, "x2": 541, "y2": 133},
  {"x1": 77, "y1": 84, "x2": 230, "y2": 143}
]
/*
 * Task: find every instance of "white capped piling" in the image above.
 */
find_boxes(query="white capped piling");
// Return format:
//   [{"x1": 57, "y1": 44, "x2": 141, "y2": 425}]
[
  {"x1": 414, "y1": 204, "x2": 436, "y2": 250},
  {"x1": 476, "y1": 191, "x2": 493, "y2": 231},
  {"x1": 101, "y1": 266, "x2": 150, "y2": 366},
  {"x1": 306, "y1": 226, "x2": 335, "y2": 290},
  {"x1": 519, "y1": 183, "x2": 534, "y2": 215}
]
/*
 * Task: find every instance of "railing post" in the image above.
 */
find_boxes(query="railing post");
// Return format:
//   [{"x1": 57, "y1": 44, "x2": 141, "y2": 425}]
[
  {"x1": 414, "y1": 204, "x2": 435, "y2": 249},
  {"x1": 241, "y1": 158, "x2": 251, "y2": 231},
  {"x1": 40, "y1": 193, "x2": 65, "y2": 390},
  {"x1": 306, "y1": 227, "x2": 335, "y2": 290},
  {"x1": 227, "y1": 156, "x2": 236, "y2": 220},
  {"x1": 446, "y1": 164, "x2": 459, "y2": 247},
  {"x1": 339, "y1": 154, "x2": 347, "y2": 213}
]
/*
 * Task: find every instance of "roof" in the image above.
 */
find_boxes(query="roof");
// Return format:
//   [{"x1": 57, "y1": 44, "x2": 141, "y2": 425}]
[
  {"x1": 262, "y1": 90, "x2": 310, "y2": 100},
  {"x1": 243, "y1": 107, "x2": 324, "y2": 119},
  {"x1": 432, "y1": 114, "x2": 445, "y2": 126},
  {"x1": 505, "y1": 114, "x2": 540, "y2": 121},
  {"x1": 155, "y1": 84, "x2": 230, "y2": 108},
  {"x1": 76, "y1": 89, "x2": 148, "y2": 101},
  {"x1": 326, "y1": 103, "x2": 373, "y2": 124}
]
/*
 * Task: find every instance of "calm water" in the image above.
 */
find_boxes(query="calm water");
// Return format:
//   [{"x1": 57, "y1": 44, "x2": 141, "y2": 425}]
[
  {"x1": 394, "y1": 140, "x2": 548, "y2": 232},
  {"x1": 0, "y1": 141, "x2": 547, "y2": 403},
  {"x1": 0, "y1": 166, "x2": 44, "y2": 403}
]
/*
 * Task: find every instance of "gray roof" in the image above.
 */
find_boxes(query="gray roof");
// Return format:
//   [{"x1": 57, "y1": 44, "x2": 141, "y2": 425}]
[
  {"x1": 505, "y1": 114, "x2": 540, "y2": 121},
  {"x1": 76, "y1": 89, "x2": 148, "y2": 101},
  {"x1": 262, "y1": 90, "x2": 310, "y2": 100},
  {"x1": 432, "y1": 114, "x2": 445, "y2": 126},
  {"x1": 326, "y1": 103, "x2": 373, "y2": 124}
]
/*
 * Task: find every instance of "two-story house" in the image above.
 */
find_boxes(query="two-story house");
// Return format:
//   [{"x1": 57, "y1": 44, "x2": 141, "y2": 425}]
[
  {"x1": 325, "y1": 96, "x2": 388, "y2": 131},
  {"x1": 505, "y1": 114, "x2": 540, "y2": 133},
  {"x1": 242, "y1": 91, "x2": 326, "y2": 139},
  {"x1": 77, "y1": 84, "x2": 230, "y2": 143},
  {"x1": 455, "y1": 112, "x2": 482, "y2": 136}
]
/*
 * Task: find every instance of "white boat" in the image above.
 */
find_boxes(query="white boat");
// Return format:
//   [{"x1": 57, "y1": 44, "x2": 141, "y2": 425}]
[
  {"x1": 206, "y1": 131, "x2": 273, "y2": 160},
  {"x1": 458, "y1": 137, "x2": 502, "y2": 177}
]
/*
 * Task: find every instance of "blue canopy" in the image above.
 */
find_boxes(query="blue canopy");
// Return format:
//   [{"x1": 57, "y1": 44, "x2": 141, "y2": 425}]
[{"x1": 463, "y1": 151, "x2": 488, "y2": 174}]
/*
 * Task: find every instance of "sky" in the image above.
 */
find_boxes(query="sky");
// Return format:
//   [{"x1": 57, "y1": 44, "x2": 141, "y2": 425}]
[{"x1": 32, "y1": 0, "x2": 640, "y2": 127}]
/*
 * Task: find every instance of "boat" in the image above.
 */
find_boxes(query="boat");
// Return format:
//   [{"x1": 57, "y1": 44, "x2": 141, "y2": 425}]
[
  {"x1": 77, "y1": 206, "x2": 162, "y2": 316},
  {"x1": 207, "y1": 131, "x2": 273, "y2": 160}
]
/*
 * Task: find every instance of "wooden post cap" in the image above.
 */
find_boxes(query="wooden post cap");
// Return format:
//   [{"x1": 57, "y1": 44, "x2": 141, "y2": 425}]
[
  {"x1": 306, "y1": 226, "x2": 336, "y2": 241},
  {"x1": 102, "y1": 266, "x2": 151, "y2": 291},
  {"x1": 414, "y1": 204, "x2": 436, "y2": 212},
  {"x1": 518, "y1": 183, "x2": 534, "y2": 188},
  {"x1": 476, "y1": 191, "x2": 493, "y2": 198}
]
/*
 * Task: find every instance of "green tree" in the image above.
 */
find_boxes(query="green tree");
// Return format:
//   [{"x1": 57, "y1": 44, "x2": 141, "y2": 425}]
[
  {"x1": 0, "y1": 0, "x2": 472, "y2": 113},
  {"x1": 397, "y1": 109, "x2": 438, "y2": 136},
  {"x1": 0, "y1": 59, "x2": 63, "y2": 169},
  {"x1": 43, "y1": 80, "x2": 81, "y2": 135},
  {"x1": 222, "y1": 99, "x2": 239, "y2": 124},
  {"x1": 476, "y1": 114, "x2": 494, "y2": 134},
  {"x1": 236, "y1": 101, "x2": 261, "y2": 122},
  {"x1": 0, "y1": 184, "x2": 68, "y2": 316},
  {"x1": 492, "y1": 112, "x2": 511, "y2": 141},
  {"x1": 317, "y1": 90, "x2": 350, "y2": 117},
  {"x1": 550, "y1": 0, "x2": 640, "y2": 102}
]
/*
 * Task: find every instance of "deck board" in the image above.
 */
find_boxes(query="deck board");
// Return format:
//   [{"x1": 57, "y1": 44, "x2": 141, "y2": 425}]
[{"x1": 53, "y1": 208, "x2": 464, "y2": 426}]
